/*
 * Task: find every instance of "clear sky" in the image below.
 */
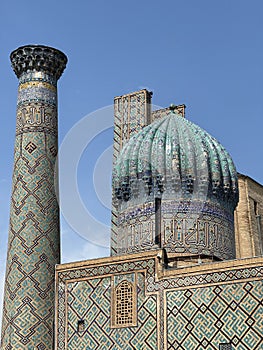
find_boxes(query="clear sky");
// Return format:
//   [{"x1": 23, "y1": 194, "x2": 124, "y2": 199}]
[{"x1": 0, "y1": 0, "x2": 263, "y2": 329}]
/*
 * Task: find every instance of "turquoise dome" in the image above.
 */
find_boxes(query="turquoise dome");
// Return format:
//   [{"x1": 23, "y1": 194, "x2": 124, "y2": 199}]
[
  {"x1": 113, "y1": 112, "x2": 238, "y2": 207},
  {"x1": 113, "y1": 111, "x2": 238, "y2": 260}
]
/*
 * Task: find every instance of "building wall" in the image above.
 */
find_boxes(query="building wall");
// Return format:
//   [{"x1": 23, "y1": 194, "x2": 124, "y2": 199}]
[
  {"x1": 56, "y1": 252, "x2": 160, "y2": 350},
  {"x1": 65, "y1": 273, "x2": 157, "y2": 349},
  {"x1": 55, "y1": 251, "x2": 263, "y2": 350},
  {"x1": 166, "y1": 280, "x2": 262, "y2": 349},
  {"x1": 235, "y1": 174, "x2": 263, "y2": 258}
]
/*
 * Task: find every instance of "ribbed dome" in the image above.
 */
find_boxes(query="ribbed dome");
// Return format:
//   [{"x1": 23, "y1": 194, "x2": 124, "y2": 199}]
[
  {"x1": 114, "y1": 112, "x2": 238, "y2": 207},
  {"x1": 113, "y1": 111, "x2": 239, "y2": 260}
]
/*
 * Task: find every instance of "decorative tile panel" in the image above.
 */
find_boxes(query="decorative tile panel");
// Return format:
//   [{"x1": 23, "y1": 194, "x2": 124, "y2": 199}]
[
  {"x1": 166, "y1": 281, "x2": 263, "y2": 349},
  {"x1": 56, "y1": 253, "x2": 263, "y2": 350},
  {"x1": 65, "y1": 272, "x2": 157, "y2": 350}
]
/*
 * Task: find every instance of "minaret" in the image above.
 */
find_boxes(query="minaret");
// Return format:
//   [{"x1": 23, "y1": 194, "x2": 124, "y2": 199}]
[{"x1": 1, "y1": 45, "x2": 67, "y2": 349}]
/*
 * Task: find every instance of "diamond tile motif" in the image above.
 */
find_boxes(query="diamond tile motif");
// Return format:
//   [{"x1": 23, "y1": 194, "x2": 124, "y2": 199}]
[
  {"x1": 167, "y1": 281, "x2": 263, "y2": 349},
  {"x1": 66, "y1": 272, "x2": 157, "y2": 350}
]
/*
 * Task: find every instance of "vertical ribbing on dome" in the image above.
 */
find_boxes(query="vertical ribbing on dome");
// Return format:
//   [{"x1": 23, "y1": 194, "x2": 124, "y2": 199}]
[
  {"x1": 165, "y1": 116, "x2": 179, "y2": 193},
  {"x1": 138, "y1": 122, "x2": 156, "y2": 176},
  {"x1": 201, "y1": 130, "x2": 223, "y2": 197},
  {"x1": 191, "y1": 126, "x2": 210, "y2": 198},
  {"x1": 209, "y1": 134, "x2": 237, "y2": 204},
  {"x1": 151, "y1": 117, "x2": 170, "y2": 194},
  {"x1": 170, "y1": 118, "x2": 182, "y2": 193},
  {"x1": 213, "y1": 140, "x2": 231, "y2": 192},
  {"x1": 175, "y1": 115, "x2": 189, "y2": 194},
  {"x1": 130, "y1": 126, "x2": 149, "y2": 178},
  {"x1": 112, "y1": 111, "x2": 238, "y2": 259},
  {"x1": 114, "y1": 112, "x2": 238, "y2": 207},
  {"x1": 184, "y1": 119, "x2": 198, "y2": 195}
]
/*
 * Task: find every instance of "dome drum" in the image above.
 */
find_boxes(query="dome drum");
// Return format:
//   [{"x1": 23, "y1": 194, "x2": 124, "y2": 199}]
[{"x1": 115, "y1": 197, "x2": 236, "y2": 260}]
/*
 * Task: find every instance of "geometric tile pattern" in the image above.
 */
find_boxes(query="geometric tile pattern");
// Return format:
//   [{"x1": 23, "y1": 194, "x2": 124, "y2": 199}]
[
  {"x1": 56, "y1": 253, "x2": 263, "y2": 350},
  {"x1": 166, "y1": 281, "x2": 263, "y2": 350},
  {"x1": 66, "y1": 273, "x2": 157, "y2": 350},
  {"x1": 56, "y1": 256, "x2": 158, "y2": 350},
  {"x1": 1, "y1": 45, "x2": 67, "y2": 350}
]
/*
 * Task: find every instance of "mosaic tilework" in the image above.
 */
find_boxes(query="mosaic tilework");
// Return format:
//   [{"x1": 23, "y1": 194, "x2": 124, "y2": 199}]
[
  {"x1": 117, "y1": 201, "x2": 157, "y2": 254},
  {"x1": 56, "y1": 252, "x2": 263, "y2": 350},
  {"x1": 148, "y1": 265, "x2": 263, "y2": 294},
  {"x1": 17, "y1": 81, "x2": 57, "y2": 106},
  {"x1": 16, "y1": 102, "x2": 57, "y2": 135},
  {"x1": 166, "y1": 281, "x2": 263, "y2": 349},
  {"x1": 1, "y1": 45, "x2": 67, "y2": 350},
  {"x1": 161, "y1": 201, "x2": 235, "y2": 259},
  {"x1": 64, "y1": 272, "x2": 157, "y2": 350},
  {"x1": 56, "y1": 255, "x2": 157, "y2": 349},
  {"x1": 115, "y1": 198, "x2": 235, "y2": 259}
]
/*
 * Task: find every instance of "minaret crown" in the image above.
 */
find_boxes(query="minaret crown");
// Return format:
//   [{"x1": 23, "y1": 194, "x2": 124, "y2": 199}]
[{"x1": 10, "y1": 45, "x2": 68, "y2": 80}]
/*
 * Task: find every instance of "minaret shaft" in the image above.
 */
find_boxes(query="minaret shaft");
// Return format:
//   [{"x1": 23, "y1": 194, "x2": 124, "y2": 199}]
[{"x1": 1, "y1": 45, "x2": 67, "y2": 349}]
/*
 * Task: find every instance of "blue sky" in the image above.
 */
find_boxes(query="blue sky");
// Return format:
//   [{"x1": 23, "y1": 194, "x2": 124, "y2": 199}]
[{"x1": 0, "y1": 0, "x2": 263, "y2": 327}]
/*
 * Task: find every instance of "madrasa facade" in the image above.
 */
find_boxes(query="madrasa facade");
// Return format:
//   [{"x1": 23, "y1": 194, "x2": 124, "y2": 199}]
[{"x1": 0, "y1": 45, "x2": 262, "y2": 350}]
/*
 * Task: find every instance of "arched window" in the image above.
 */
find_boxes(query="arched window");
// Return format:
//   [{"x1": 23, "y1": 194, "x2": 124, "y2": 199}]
[{"x1": 112, "y1": 280, "x2": 136, "y2": 327}]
